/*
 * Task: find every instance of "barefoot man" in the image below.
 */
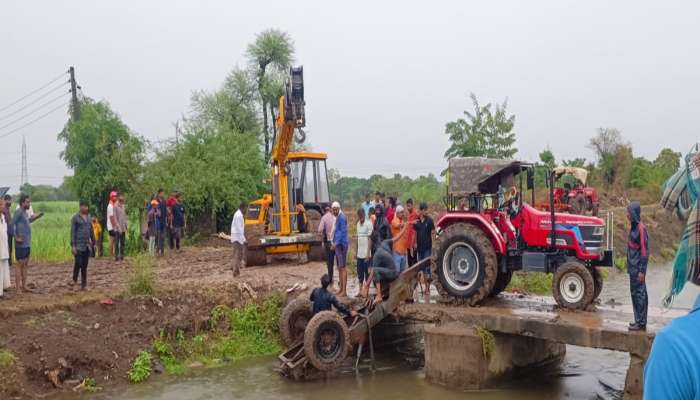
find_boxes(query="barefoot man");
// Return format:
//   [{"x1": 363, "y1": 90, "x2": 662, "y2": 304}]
[{"x1": 362, "y1": 220, "x2": 409, "y2": 304}]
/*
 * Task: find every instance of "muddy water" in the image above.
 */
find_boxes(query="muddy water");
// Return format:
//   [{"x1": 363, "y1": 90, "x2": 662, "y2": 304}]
[{"x1": 68, "y1": 264, "x2": 699, "y2": 400}]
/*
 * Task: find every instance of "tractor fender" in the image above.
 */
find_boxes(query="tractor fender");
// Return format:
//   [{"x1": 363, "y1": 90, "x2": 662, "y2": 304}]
[{"x1": 436, "y1": 213, "x2": 506, "y2": 255}]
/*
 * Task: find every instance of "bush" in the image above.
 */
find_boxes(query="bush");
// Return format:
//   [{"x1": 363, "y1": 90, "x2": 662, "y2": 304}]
[
  {"x1": 507, "y1": 272, "x2": 552, "y2": 295},
  {"x1": 128, "y1": 254, "x2": 155, "y2": 295},
  {"x1": 128, "y1": 351, "x2": 152, "y2": 383}
]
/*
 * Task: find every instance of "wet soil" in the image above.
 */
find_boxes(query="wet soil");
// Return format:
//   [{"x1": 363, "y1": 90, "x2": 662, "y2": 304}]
[{"x1": 0, "y1": 246, "x2": 327, "y2": 399}]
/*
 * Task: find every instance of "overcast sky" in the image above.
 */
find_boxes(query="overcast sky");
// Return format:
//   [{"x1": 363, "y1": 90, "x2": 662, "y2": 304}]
[{"x1": 1, "y1": 1, "x2": 698, "y2": 191}]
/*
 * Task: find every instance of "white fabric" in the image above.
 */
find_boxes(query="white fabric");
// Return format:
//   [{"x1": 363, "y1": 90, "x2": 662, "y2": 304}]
[
  {"x1": 230, "y1": 209, "x2": 246, "y2": 244},
  {"x1": 356, "y1": 219, "x2": 374, "y2": 259},
  {"x1": 0, "y1": 260, "x2": 9, "y2": 296},
  {"x1": 0, "y1": 214, "x2": 8, "y2": 260},
  {"x1": 332, "y1": 201, "x2": 341, "y2": 209},
  {"x1": 106, "y1": 203, "x2": 115, "y2": 231}
]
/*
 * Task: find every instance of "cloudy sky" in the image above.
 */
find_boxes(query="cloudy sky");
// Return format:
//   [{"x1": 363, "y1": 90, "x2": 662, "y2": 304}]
[{"x1": 1, "y1": 1, "x2": 698, "y2": 190}]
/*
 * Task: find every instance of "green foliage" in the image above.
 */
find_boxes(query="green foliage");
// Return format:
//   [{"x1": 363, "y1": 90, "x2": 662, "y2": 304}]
[
  {"x1": 615, "y1": 256, "x2": 627, "y2": 272},
  {"x1": 0, "y1": 349, "x2": 16, "y2": 368},
  {"x1": 473, "y1": 326, "x2": 495, "y2": 359},
  {"x1": 151, "y1": 295, "x2": 283, "y2": 374},
  {"x1": 81, "y1": 377, "x2": 101, "y2": 393},
  {"x1": 246, "y1": 28, "x2": 295, "y2": 159},
  {"x1": 128, "y1": 351, "x2": 152, "y2": 383},
  {"x1": 58, "y1": 98, "x2": 145, "y2": 236},
  {"x1": 627, "y1": 148, "x2": 682, "y2": 189},
  {"x1": 329, "y1": 172, "x2": 445, "y2": 207},
  {"x1": 128, "y1": 254, "x2": 155, "y2": 295},
  {"x1": 562, "y1": 158, "x2": 587, "y2": 168},
  {"x1": 588, "y1": 127, "x2": 633, "y2": 186},
  {"x1": 539, "y1": 149, "x2": 556, "y2": 170},
  {"x1": 19, "y1": 179, "x2": 76, "y2": 202},
  {"x1": 506, "y1": 272, "x2": 552, "y2": 295},
  {"x1": 444, "y1": 93, "x2": 517, "y2": 160}
]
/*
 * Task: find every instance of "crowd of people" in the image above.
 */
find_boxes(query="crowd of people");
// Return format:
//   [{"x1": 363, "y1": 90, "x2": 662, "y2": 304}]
[
  {"x1": 0, "y1": 189, "x2": 187, "y2": 298},
  {"x1": 315, "y1": 191, "x2": 436, "y2": 303}
]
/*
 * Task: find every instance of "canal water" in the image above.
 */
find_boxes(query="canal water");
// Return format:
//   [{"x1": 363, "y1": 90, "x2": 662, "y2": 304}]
[{"x1": 74, "y1": 264, "x2": 700, "y2": 400}]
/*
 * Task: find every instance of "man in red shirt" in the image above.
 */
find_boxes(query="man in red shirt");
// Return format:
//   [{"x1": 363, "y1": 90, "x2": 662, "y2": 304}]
[{"x1": 405, "y1": 198, "x2": 419, "y2": 267}]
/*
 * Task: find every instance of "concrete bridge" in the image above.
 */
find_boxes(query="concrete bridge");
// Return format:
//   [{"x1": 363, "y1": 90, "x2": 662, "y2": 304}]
[{"x1": 391, "y1": 294, "x2": 687, "y2": 399}]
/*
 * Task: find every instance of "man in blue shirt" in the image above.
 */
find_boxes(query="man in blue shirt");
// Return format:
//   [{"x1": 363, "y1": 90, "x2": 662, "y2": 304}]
[
  {"x1": 644, "y1": 294, "x2": 700, "y2": 399},
  {"x1": 331, "y1": 201, "x2": 348, "y2": 297}
]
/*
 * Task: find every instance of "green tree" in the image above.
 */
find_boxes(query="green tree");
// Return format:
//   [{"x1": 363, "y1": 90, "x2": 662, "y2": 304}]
[
  {"x1": 444, "y1": 93, "x2": 517, "y2": 160},
  {"x1": 562, "y1": 158, "x2": 587, "y2": 168},
  {"x1": 587, "y1": 127, "x2": 631, "y2": 186},
  {"x1": 59, "y1": 98, "x2": 145, "y2": 242},
  {"x1": 539, "y1": 148, "x2": 556, "y2": 170},
  {"x1": 246, "y1": 29, "x2": 295, "y2": 160}
]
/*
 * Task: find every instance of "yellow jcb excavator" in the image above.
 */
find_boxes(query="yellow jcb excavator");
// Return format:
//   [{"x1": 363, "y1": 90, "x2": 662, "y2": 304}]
[{"x1": 244, "y1": 66, "x2": 330, "y2": 265}]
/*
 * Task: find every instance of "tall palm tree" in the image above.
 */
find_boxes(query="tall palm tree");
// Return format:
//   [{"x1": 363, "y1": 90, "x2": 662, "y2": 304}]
[{"x1": 246, "y1": 29, "x2": 295, "y2": 160}]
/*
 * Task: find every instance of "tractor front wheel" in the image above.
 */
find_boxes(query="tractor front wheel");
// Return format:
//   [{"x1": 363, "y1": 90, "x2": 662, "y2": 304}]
[
  {"x1": 552, "y1": 262, "x2": 595, "y2": 310},
  {"x1": 303, "y1": 311, "x2": 350, "y2": 371},
  {"x1": 432, "y1": 223, "x2": 498, "y2": 306},
  {"x1": 489, "y1": 269, "x2": 513, "y2": 297}
]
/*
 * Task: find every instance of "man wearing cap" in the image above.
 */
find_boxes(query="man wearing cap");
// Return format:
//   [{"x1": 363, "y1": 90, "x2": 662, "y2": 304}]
[
  {"x1": 318, "y1": 206, "x2": 336, "y2": 284},
  {"x1": 106, "y1": 191, "x2": 118, "y2": 258},
  {"x1": 331, "y1": 201, "x2": 349, "y2": 297}
]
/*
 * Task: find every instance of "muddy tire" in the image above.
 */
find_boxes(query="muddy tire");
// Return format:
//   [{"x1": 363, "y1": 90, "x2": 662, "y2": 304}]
[
  {"x1": 306, "y1": 209, "x2": 322, "y2": 234},
  {"x1": 571, "y1": 194, "x2": 586, "y2": 215},
  {"x1": 245, "y1": 248, "x2": 267, "y2": 266},
  {"x1": 280, "y1": 297, "x2": 313, "y2": 347},
  {"x1": 592, "y1": 267, "x2": 604, "y2": 300},
  {"x1": 489, "y1": 269, "x2": 512, "y2": 297},
  {"x1": 552, "y1": 261, "x2": 595, "y2": 310},
  {"x1": 432, "y1": 223, "x2": 498, "y2": 306},
  {"x1": 303, "y1": 311, "x2": 350, "y2": 371}
]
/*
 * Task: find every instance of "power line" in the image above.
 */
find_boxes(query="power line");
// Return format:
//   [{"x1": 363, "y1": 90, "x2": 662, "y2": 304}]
[
  {"x1": 0, "y1": 91, "x2": 70, "y2": 130},
  {"x1": 0, "y1": 101, "x2": 70, "y2": 139},
  {"x1": 0, "y1": 81, "x2": 69, "y2": 121},
  {"x1": 0, "y1": 71, "x2": 68, "y2": 113}
]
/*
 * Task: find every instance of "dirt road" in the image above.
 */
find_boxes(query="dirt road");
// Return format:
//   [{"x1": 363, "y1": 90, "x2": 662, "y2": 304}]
[{"x1": 0, "y1": 246, "x2": 326, "y2": 316}]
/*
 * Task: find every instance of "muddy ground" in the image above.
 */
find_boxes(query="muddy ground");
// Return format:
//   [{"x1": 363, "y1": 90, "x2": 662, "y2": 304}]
[{"x1": 0, "y1": 246, "x2": 327, "y2": 399}]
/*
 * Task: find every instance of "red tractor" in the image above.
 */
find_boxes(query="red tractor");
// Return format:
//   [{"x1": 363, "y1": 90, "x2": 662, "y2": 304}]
[
  {"x1": 539, "y1": 166, "x2": 599, "y2": 216},
  {"x1": 437, "y1": 158, "x2": 613, "y2": 310}
]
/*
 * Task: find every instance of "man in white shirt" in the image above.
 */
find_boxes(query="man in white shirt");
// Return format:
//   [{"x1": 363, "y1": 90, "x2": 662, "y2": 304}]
[
  {"x1": 230, "y1": 201, "x2": 247, "y2": 277},
  {"x1": 355, "y1": 207, "x2": 373, "y2": 295},
  {"x1": 106, "y1": 191, "x2": 118, "y2": 257}
]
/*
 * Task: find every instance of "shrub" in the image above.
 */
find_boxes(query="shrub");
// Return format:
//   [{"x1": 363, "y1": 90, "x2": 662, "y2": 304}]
[
  {"x1": 128, "y1": 351, "x2": 152, "y2": 383},
  {"x1": 128, "y1": 254, "x2": 155, "y2": 295}
]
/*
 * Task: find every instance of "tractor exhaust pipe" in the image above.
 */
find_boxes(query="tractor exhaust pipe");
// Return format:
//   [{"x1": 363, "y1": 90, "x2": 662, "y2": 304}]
[{"x1": 548, "y1": 169, "x2": 556, "y2": 251}]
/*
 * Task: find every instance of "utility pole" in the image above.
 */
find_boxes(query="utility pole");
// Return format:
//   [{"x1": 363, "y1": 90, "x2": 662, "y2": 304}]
[
  {"x1": 69, "y1": 66, "x2": 80, "y2": 120},
  {"x1": 20, "y1": 136, "x2": 28, "y2": 187}
]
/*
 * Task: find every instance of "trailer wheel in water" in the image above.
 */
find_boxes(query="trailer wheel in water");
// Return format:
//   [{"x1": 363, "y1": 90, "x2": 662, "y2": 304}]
[
  {"x1": 303, "y1": 311, "x2": 350, "y2": 371},
  {"x1": 280, "y1": 297, "x2": 313, "y2": 347}
]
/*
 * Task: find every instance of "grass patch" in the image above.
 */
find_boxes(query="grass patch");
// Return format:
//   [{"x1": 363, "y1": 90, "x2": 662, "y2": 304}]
[
  {"x1": 614, "y1": 256, "x2": 627, "y2": 272},
  {"x1": 128, "y1": 254, "x2": 155, "y2": 295},
  {"x1": 506, "y1": 272, "x2": 552, "y2": 295},
  {"x1": 80, "y1": 377, "x2": 101, "y2": 393},
  {"x1": 28, "y1": 201, "x2": 144, "y2": 263},
  {"x1": 128, "y1": 351, "x2": 152, "y2": 383},
  {"x1": 151, "y1": 294, "x2": 283, "y2": 374},
  {"x1": 473, "y1": 326, "x2": 495, "y2": 359},
  {"x1": 0, "y1": 348, "x2": 17, "y2": 368}
]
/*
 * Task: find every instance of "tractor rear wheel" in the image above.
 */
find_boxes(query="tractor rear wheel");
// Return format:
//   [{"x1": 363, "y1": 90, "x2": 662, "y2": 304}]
[
  {"x1": 432, "y1": 223, "x2": 498, "y2": 306},
  {"x1": 303, "y1": 311, "x2": 350, "y2": 371},
  {"x1": 571, "y1": 193, "x2": 586, "y2": 215},
  {"x1": 489, "y1": 269, "x2": 513, "y2": 297},
  {"x1": 245, "y1": 247, "x2": 267, "y2": 266},
  {"x1": 280, "y1": 297, "x2": 313, "y2": 347},
  {"x1": 552, "y1": 261, "x2": 595, "y2": 310}
]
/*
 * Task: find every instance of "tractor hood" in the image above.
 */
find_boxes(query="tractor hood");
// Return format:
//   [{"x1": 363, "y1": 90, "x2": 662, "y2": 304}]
[
  {"x1": 448, "y1": 157, "x2": 529, "y2": 196},
  {"x1": 553, "y1": 166, "x2": 588, "y2": 184}
]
